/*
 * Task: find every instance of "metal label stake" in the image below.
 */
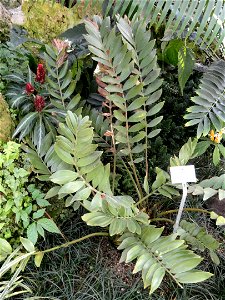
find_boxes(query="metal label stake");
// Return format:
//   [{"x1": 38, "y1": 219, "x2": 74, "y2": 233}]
[{"x1": 170, "y1": 165, "x2": 197, "y2": 233}]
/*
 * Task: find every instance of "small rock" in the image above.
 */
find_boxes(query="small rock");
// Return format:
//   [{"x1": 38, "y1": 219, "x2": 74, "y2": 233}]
[
  {"x1": 9, "y1": 6, "x2": 24, "y2": 25},
  {"x1": 0, "y1": 3, "x2": 12, "y2": 42},
  {"x1": 1, "y1": 0, "x2": 22, "y2": 9}
]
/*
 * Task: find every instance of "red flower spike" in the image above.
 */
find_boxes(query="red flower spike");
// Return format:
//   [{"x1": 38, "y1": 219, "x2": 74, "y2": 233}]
[
  {"x1": 25, "y1": 83, "x2": 35, "y2": 94},
  {"x1": 34, "y1": 95, "x2": 45, "y2": 112},
  {"x1": 36, "y1": 64, "x2": 45, "y2": 84}
]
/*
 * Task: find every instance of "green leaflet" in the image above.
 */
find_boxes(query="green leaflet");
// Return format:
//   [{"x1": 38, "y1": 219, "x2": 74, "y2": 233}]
[
  {"x1": 178, "y1": 46, "x2": 195, "y2": 95},
  {"x1": 82, "y1": 202, "x2": 149, "y2": 236},
  {"x1": 184, "y1": 60, "x2": 225, "y2": 137},
  {"x1": 50, "y1": 170, "x2": 78, "y2": 184},
  {"x1": 177, "y1": 220, "x2": 220, "y2": 263},
  {"x1": 37, "y1": 218, "x2": 60, "y2": 234},
  {"x1": 175, "y1": 271, "x2": 213, "y2": 283},
  {"x1": 118, "y1": 225, "x2": 213, "y2": 294},
  {"x1": 20, "y1": 237, "x2": 35, "y2": 253}
]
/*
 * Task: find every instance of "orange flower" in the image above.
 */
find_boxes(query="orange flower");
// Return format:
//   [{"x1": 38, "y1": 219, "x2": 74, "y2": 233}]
[
  {"x1": 208, "y1": 128, "x2": 224, "y2": 144},
  {"x1": 209, "y1": 129, "x2": 215, "y2": 141}
]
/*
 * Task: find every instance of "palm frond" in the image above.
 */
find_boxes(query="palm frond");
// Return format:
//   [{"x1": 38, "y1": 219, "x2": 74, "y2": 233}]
[
  {"x1": 75, "y1": 0, "x2": 225, "y2": 50},
  {"x1": 184, "y1": 60, "x2": 225, "y2": 138}
]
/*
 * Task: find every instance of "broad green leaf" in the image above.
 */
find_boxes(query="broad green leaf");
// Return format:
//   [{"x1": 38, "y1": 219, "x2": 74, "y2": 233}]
[
  {"x1": 123, "y1": 75, "x2": 139, "y2": 91},
  {"x1": 82, "y1": 212, "x2": 112, "y2": 227},
  {"x1": 178, "y1": 46, "x2": 195, "y2": 95},
  {"x1": 210, "y1": 251, "x2": 220, "y2": 265},
  {"x1": 33, "y1": 209, "x2": 46, "y2": 219},
  {"x1": 170, "y1": 258, "x2": 202, "y2": 273},
  {"x1": 59, "y1": 60, "x2": 69, "y2": 79},
  {"x1": 114, "y1": 110, "x2": 126, "y2": 122},
  {"x1": 77, "y1": 151, "x2": 102, "y2": 167},
  {"x1": 45, "y1": 44, "x2": 57, "y2": 59},
  {"x1": 176, "y1": 271, "x2": 213, "y2": 283},
  {"x1": 148, "y1": 129, "x2": 161, "y2": 139},
  {"x1": 126, "y1": 84, "x2": 143, "y2": 100},
  {"x1": 152, "y1": 168, "x2": 167, "y2": 190},
  {"x1": 20, "y1": 237, "x2": 35, "y2": 252},
  {"x1": 141, "y1": 226, "x2": 164, "y2": 245},
  {"x1": 36, "y1": 198, "x2": 51, "y2": 207},
  {"x1": 34, "y1": 252, "x2": 44, "y2": 267},
  {"x1": 54, "y1": 143, "x2": 74, "y2": 164},
  {"x1": 50, "y1": 170, "x2": 78, "y2": 184},
  {"x1": 158, "y1": 187, "x2": 172, "y2": 198},
  {"x1": 27, "y1": 223, "x2": 38, "y2": 245},
  {"x1": 110, "y1": 219, "x2": 124, "y2": 236},
  {"x1": 210, "y1": 211, "x2": 218, "y2": 219},
  {"x1": 162, "y1": 39, "x2": 184, "y2": 66},
  {"x1": 150, "y1": 267, "x2": 165, "y2": 294},
  {"x1": 193, "y1": 141, "x2": 210, "y2": 158},
  {"x1": 63, "y1": 80, "x2": 76, "y2": 100},
  {"x1": 127, "y1": 219, "x2": 139, "y2": 234},
  {"x1": 131, "y1": 131, "x2": 145, "y2": 143},
  {"x1": 143, "y1": 175, "x2": 149, "y2": 194},
  {"x1": 129, "y1": 123, "x2": 145, "y2": 133},
  {"x1": 147, "y1": 102, "x2": 164, "y2": 116},
  {"x1": 58, "y1": 181, "x2": 85, "y2": 194},
  {"x1": 37, "y1": 218, "x2": 61, "y2": 234},
  {"x1": 0, "y1": 238, "x2": 12, "y2": 254},
  {"x1": 216, "y1": 216, "x2": 225, "y2": 226},
  {"x1": 45, "y1": 186, "x2": 61, "y2": 199},
  {"x1": 203, "y1": 187, "x2": 217, "y2": 200},
  {"x1": 72, "y1": 187, "x2": 92, "y2": 201},
  {"x1": 127, "y1": 96, "x2": 146, "y2": 111},
  {"x1": 12, "y1": 112, "x2": 38, "y2": 139},
  {"x1": 148, "y1": 116, "x2": 163, "y2": 127},
  {"x1": 219, "y1": 189, "x2": 225, "y2": 200},
  {"x1": 67, "y1": 94, "x2": 81, "y2": 110},
  {"x1": 146, "y1": 89, "x2": 162, "y2": 105},
  {"x1": 126, "y1": 244, "x2": 144, "y2": 263},
  {"x1": 128, "y1": 110, "x2": 146, "y2": 122},
  {"x1": 213, "y1": 146, "x2": 220, "y2": 166}
]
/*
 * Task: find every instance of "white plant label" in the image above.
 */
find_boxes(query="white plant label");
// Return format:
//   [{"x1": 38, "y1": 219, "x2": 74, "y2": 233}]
[
  {"x1": 170, "y1": 165, "x2": 197, "y2": 233},
  {"x1": 170, "y1": 165, "x2": 197, "y2": 184}
]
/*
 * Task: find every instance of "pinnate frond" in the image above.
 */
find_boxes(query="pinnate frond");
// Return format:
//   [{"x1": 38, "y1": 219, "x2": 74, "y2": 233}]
[
  {"x1": 184, "y1": 60, "x2": 225, "y2": 138},
  {"x1": 118, "y1": 225, "x2": 213, "y2": 294}
]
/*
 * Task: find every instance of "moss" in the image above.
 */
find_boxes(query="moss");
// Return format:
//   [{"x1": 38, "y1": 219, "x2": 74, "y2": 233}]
[
  {"x1": 0, "y1": 94, "x2": 13, "y2": 142},
  {"x1": 22, "y1": 0, "x2": 82, "y2": 43}
]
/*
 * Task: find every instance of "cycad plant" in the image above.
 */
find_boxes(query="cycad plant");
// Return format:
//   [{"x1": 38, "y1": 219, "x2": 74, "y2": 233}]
[{"x1": 1, "y1": 1, "x2": 225, "y2": 298}]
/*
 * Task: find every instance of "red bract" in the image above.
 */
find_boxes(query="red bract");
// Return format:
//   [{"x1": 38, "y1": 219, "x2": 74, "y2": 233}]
[
  {"x1": 25, "y1": 83, "x2": 35, "y2": 94},
  {"x1": 36, "y1": 64, "x2": 45, "y2": 84},
  {"x1": 34, "y1": 95, "x2": 45, "y2": 112}
]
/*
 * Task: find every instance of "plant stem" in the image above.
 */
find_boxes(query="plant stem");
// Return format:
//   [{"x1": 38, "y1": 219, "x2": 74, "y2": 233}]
[
  {"x1": 35, "y1": 232, "x2": 109, "y2": 255},
  {"x1": 158, "y1": 208, "x2": 210, "y2": 217},
  {"x1": 108, "y1": 99, "x2": 117, "y2": 194},
  {"x1": 120, "y1": 158, "x2": 142, "y2": 200},
  {"x1": 125, "y1": 115, "x2": 143, "y2": 198},
  {"x1": 56, "y1": 66, "x2": 65, "y2": 109},
  {"x1": 135, "y1": 191, "x2": 155, "y2": 207},
  {"x1": 150, "y1": 218, "x2": 174, "y2": 224}
]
